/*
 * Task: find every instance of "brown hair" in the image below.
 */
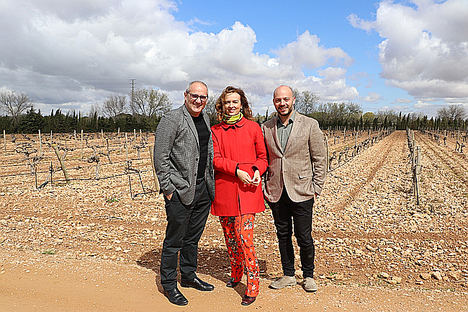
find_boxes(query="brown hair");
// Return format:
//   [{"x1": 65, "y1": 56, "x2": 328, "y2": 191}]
[{"x1": 215, "y1": 86, "x2": 253, "y2": 121}]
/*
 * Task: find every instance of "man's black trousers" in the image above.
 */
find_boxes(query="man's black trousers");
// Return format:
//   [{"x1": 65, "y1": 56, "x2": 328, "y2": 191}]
[
  {"x1": 160, "y1": 180, "x2": 211, "y2": 290},
  {"x1": 269, "y1": 188, "x2": 315, "y2": 278}
]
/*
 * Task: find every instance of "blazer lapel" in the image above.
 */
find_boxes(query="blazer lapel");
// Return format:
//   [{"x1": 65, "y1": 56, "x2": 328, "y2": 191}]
[
  {"x1": 183, "y1": 105, "x2": 199, "y2": 149},
  {"x1": 271, "y1": 116, "x2": 283, "y2": 154},
  {"x1": 202, "y1": 111, "x2": 211, "y2": 130},
  {"x1": 203, "y1": 111, "x2": 213, "y2": 150},
  {"x1": 284, "y1": 112, "x2": 302, "y2": 154}
]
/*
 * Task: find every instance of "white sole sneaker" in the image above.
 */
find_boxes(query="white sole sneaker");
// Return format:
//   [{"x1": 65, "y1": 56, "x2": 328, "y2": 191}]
[
  {"x1": 269, "y1": 276, "x2": 297, "y2": 289},
  {"x1": 303, "y1": 277, "x2": 318, "y2": 292}
]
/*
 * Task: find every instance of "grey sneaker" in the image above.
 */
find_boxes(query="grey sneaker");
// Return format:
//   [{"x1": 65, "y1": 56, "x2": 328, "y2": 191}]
[
  {"x1": 303, "y1": 277, "x2": 318, "y2": 292},
  {"x1": 269, "y1": 276, "x2": 297, "y2": 289}
]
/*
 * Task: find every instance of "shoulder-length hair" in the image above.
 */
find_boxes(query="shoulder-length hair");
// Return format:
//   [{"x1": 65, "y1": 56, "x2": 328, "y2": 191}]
[{"x1": 215, "y1": 86, "x2": 253, "y2": 121}]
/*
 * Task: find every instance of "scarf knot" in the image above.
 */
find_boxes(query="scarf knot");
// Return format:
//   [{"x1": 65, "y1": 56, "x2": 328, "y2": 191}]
[{"x1": 223, "y1": 112, "x2": 243, "y2": 124}]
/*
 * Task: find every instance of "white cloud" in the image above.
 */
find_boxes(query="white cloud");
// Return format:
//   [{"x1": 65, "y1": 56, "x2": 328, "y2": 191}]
[
  {"x1": 414, "y1": 100, "x2": 432, "y2": 108},
  {"x1": 380, "y1": 104, "x2": 409, "y2": 112},
  {"x1": 350, "y1": 0, "x2": 468, "y2": 105},
  {"x1": 0, "y1": 0, "x2": 359, "y2": 114},
  {"x1": 274, "y1": 31, "x2": 353, "y2": 69},
  {"x1": 394, "y1": 98, "x2": 412, "y2": 104},
  {"x1": 318, "y1": 67, "x2": 347, "y2": 81},
  {"x1": 347, "y1": 14, "x2": 375, "y2": 32},
  {"x1": 362, "y1": 92, "x2": 382, "y2": 102},
  {"x1": 378, "y1": 106, "x2": 392, "y2": 112}
]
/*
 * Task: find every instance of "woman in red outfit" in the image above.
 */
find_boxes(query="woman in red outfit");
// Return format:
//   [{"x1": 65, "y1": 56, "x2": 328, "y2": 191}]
[{"x1": 211, "y1": 86, "x2": 268, "y2": 306}]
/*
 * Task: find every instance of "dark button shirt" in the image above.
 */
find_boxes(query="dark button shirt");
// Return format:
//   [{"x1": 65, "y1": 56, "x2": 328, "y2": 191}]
[{"x1": 192, "y1": 113, "x2": 209, "y2": 179}]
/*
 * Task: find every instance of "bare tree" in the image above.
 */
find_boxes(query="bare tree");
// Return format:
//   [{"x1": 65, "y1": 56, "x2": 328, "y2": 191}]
[
  {"x1": 204, "y1": 93, "x2": 220, "y2": 124},
  {"x1": 88, "y1": 103, "x2": 100, "y2": 118},
  {"x1": 102, "y1": 95, "x2": 127, "y2": 118},
  {"x1": 314, "y1": 102, "x2": 362, "y2": 128},
  {"x1": 130, "y1": 88, "x2": 171, "y2": 117},
  {"x1": 0, "y1": 90, "x2": 32, "y2": 123},
  {"x1": 376, "y1": 110, "x2": 399, "y2": 125},
  {"x1": 295, "y1": 90, "x2": 319, "y2": 115},
  {"x1": 437, "y1": 104, "x2": 466, "y2": 120},
  {"x1": 346, "y1": 103, "x2": 362, "y2": 118}
]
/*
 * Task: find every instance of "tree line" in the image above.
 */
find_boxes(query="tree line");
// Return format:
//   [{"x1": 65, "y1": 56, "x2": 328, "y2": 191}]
[
  {"x1": 0, "y1": 89, "x2": 171, "y2": 133},
  {"x1": 0, "y1": 89, "x2": 467, "y2": 134},
  {"x1": 291, "y1": 90, "x2": 467, "y2": 131}
]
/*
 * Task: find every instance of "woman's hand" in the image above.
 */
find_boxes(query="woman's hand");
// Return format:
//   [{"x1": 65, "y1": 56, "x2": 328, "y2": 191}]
[
  {"x1": 251, "y1": 170, "x2": 261, "y2": 186},
  {"x1": 236, "y1": 169, "x2": 253, "y2": 185}
]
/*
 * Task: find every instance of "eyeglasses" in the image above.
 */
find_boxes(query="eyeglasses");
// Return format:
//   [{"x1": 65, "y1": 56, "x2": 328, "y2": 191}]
[
  {"x1": 273, "y1": 97, "x2": 291, "y2": 104},
  {"x1": 188, "y1": 93, "x2": 208, "y2": 102}
]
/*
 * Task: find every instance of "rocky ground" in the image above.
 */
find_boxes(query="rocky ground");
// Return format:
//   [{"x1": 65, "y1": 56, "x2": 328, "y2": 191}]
[{"x1": 1, "y1": 130, "x2": 467, "y2": 311}]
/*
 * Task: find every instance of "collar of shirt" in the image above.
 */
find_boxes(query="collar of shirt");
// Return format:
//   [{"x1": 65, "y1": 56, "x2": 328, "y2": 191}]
[{"x1": 276, "y1": 110, "x2": 296, "y2": 128}]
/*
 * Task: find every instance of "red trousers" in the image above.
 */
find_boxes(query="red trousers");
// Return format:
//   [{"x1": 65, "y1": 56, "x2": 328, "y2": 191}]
[{"x1": 219, "y1": 214, "x2": 259, "y2": 297}]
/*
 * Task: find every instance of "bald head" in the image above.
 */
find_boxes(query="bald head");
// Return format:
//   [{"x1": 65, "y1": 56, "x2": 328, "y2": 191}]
[
  {"x1": 273, "y1": 85, "x2": 295, "y2": 119},
  {"x1": 273, "y1": 85, "x2": 294, "y2": 98},
  {"x1": 186, "y1": 80, "x2": 208, "y2": 93}
]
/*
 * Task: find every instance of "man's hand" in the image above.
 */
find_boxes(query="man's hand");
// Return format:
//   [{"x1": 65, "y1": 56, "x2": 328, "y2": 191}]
[
  {"x1": 251, "y1": 170, "x2": 261, "y2": 186},
  {"x1": 236, "y1": 169, "x2": 253, "y2": 185}
]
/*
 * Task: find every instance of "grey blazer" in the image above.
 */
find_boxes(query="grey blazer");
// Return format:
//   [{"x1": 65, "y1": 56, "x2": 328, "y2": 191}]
[
  {"x1": 154, "y1": 104, "x2": 215, "y2": 205},
  {"x1": 262, "y1": 112, "x2": 326, "y2": 203}
]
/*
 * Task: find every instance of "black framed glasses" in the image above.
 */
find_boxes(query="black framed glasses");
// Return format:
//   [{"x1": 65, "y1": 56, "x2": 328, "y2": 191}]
[{"x1": 188, "y1": 93, "x2": 208, "y2": 102}]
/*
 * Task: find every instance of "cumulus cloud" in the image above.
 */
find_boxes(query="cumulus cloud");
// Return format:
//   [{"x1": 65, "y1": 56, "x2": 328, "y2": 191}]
[
  {"x1": 347, "y1": 14, "x2": 375, "y2": 32},
  {"x1": 318, "y1": 67, "x2": 347, "y2": 81},
  {"x1": 362, "y1": 92, "x2": 382, "y2": 102},
  {"x1": 0, "y1": 0, "x2": 358, "y2": 114},
  {"x1": 349, "y1": 0, "x2": 468, "y2": 104},
  {"x1": 274, "y1": 31, "x2": 353, "y2": 69}
]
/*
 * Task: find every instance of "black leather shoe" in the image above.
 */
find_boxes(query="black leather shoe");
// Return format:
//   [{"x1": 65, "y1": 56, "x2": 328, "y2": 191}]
[
  {"x1": 180, "y1": 276, "x2": 214, "y2": 291},
  {"x1": 164, "y1": 288, "x2": 188, "y2": 306},
  {"x1": 226, "y1": 278, "x2": 240, "y2": 288},
  {"x1": 241, "y1": 295, "x2": 256, "y2": 306}
]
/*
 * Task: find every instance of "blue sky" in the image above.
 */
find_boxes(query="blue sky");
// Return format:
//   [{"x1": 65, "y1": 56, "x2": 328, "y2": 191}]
[
  {"x1": 1, "y1": 0, "x2": 467, "y2": 117},
  {"x1": 172, "y1": 0, "x2": 434, "y2": 113},
  {"x1": 173, "y1": 0, "x2": 390, "y2": 110},
  {"x1": 174, "y1": 1, "x2": 379, "y2": 52}
]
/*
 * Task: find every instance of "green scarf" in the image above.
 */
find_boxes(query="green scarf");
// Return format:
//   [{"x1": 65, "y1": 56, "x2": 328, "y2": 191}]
[{"x1": 223, "y1": 112, "x2": 243, "y2": 124}]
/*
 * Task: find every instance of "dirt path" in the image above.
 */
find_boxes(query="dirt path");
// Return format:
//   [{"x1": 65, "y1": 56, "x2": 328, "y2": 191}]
[
  {"x1": 1, "y1": 130, "x2": 468, "y2": 311},
  {"x1": 1, "y1": 249, "x2": 467, "y2": 312}
]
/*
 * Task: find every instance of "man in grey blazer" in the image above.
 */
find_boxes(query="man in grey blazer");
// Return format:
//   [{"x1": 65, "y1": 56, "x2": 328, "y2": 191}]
[
  {"x1": 154, "y1": 81, "x2": 215, "y2": 306},
  {"x1": 262, "y1": 85, "x2": 326, "y2": 293}
]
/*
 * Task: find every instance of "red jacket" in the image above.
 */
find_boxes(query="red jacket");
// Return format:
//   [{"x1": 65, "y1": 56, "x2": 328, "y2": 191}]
[{"x1": 211, "y1": 117, "x2": 268, "y2": 216}]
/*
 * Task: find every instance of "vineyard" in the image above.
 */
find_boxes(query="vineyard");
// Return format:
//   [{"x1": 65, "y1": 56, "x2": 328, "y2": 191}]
[{"x1": 1, "y1": 129, "x2": 467, "y2": 310}]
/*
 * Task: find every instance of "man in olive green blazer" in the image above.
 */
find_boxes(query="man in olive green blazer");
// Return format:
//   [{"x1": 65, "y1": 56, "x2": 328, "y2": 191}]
[{"x1": 262, "y1": 85, "x2": 326, "y2": 292}]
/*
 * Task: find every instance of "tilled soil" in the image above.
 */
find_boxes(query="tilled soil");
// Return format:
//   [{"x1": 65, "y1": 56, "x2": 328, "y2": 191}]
[{"x1": 1, "y1": 130, "x2": 467, "y2": 311}]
